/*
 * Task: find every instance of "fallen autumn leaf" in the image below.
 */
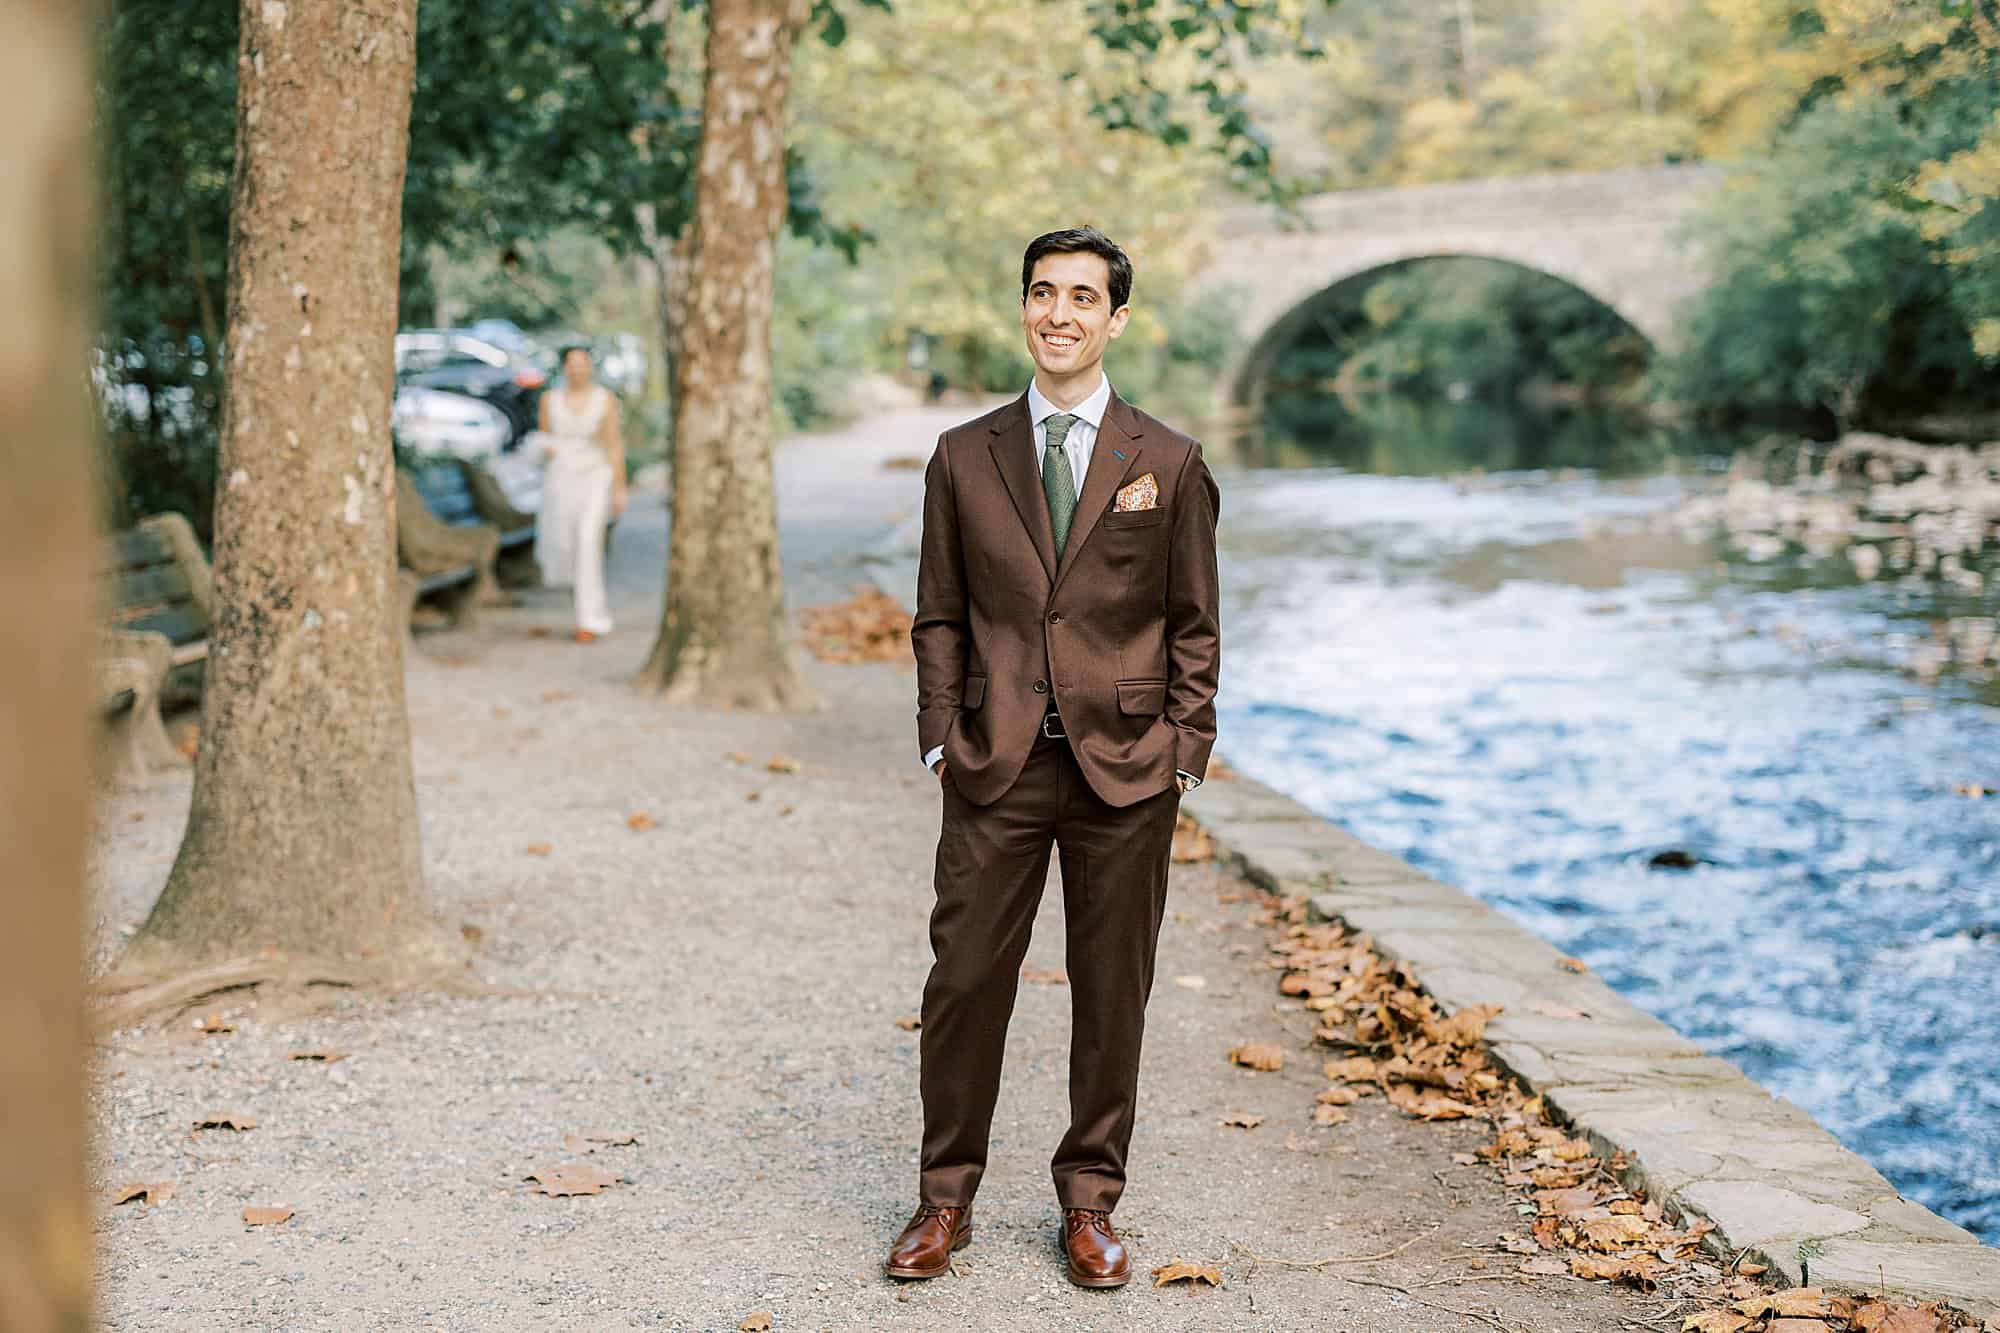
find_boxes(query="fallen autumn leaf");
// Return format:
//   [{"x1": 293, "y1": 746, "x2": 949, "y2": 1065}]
[
  {"x1": 798, "y1": 588, "x2": 914, "y2": 665},
  {"x1": 1171, "y1": 812, "x2": 1216, "y2": 863},
  {"x1": 1151, "y1": 1260, "x2": 1224, "y2": 1289},
  {"x1": 1228, "y1": 1043, "x2": 1285, "y2": 1072},
  {"x1": 1738, "y1": 1290, "x2": 1832, "y2": 1320},
  {"x1": 242, "y1": 1206, "x2": 292, "y2": 1226},
  {"x1": 112, "y1": 1182, "x2": 173, "y2": 1207}
]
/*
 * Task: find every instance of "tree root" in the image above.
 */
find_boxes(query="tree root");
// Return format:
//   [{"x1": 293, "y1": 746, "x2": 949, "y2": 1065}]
[{"x1": 91, "y1": 954, "x2": 411, "y2": 1034}]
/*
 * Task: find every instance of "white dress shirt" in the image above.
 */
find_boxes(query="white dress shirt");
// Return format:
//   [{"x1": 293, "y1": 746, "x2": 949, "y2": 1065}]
[{"x1": 925, "y1": 375, "x2": 1199, "y2": 792}]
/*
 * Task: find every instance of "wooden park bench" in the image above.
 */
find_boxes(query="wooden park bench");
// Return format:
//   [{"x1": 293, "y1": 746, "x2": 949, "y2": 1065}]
[
  {"x1": 99, "y1": 512, "x2": 212, "y2": 783},
  {"x1": 395, "y1": 458, "x2": 538, "y2": 637}
]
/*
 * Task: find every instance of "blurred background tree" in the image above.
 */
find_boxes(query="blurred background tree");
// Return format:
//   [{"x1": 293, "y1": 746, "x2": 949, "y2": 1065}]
[
  {"x1": 781, "y1": 0, "x2": 1270, "y2": 426},
  {"x1": 1665, "y1": 1, "x2": 2000, "y2": 434}
]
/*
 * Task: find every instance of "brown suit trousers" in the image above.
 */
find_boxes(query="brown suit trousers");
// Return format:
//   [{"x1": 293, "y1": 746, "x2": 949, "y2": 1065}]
[{"x1": 911, "y1": 390, "x2": 1221, "y2": 1212}]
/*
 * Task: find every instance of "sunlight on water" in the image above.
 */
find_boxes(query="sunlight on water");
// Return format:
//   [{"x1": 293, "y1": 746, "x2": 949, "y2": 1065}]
[{"x1": 1218, "y1": 407, "x2": 2000, "y2": 1240}]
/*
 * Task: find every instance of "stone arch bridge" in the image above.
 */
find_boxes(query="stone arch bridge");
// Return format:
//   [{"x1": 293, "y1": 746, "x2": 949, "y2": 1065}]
[{"x1": 1203, "y1": 165, "x2": 1724, "y2": 405}]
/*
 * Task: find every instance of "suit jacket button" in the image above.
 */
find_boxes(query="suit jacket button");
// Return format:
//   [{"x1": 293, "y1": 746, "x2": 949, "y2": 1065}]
[
  {"x1": 1047, "y1": 610, "x2": 1062, "y2": 624},
  {"x1": 1032, "y1": 678, "x2": 1048, "y2": 694}
]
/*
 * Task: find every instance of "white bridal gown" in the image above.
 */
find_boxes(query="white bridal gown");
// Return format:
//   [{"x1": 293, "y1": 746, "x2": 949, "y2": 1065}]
[{"x1": 535, "y1": 384, "x2": 615, "y2": 636}]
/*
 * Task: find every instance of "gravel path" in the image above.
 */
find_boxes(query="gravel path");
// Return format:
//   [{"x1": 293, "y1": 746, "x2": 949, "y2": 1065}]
[{"x1": 87, "y1": 407, "x2": 1654, "y2": 1330}]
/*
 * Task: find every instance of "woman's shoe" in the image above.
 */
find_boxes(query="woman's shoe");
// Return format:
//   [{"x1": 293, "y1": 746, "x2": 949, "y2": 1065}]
[{"x1": 574, "y1": 629, "x2": 598, "y2": 644}]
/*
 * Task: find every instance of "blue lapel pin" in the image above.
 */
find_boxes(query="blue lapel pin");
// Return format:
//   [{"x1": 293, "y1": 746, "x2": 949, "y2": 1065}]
[{"x1": 1113, "y1": 449, "x2": 1126, "y2": 460}]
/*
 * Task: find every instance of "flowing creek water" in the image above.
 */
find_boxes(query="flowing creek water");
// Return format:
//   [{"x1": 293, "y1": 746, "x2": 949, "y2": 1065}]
[{"x1": 1216, "y1": 400, "x2": 2000, "y2": 1243}]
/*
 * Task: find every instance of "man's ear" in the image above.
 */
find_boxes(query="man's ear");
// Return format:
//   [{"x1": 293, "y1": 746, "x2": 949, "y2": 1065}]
[{"x1": 1106, "y1": 305, "x2": 1131, "y2": 340}]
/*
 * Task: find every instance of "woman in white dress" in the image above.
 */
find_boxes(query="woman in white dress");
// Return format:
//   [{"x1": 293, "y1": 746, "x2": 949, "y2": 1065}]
[{"x1": 535, "y1": 346, "x2": 627, "y2": 643}]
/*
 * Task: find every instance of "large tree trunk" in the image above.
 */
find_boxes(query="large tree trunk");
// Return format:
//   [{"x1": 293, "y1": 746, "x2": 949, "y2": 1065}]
[
  {"x1": 132, "y1": 0, "x2": 435, "y2": 969},
  {"x1": 0, "y1": 1, "x2": 96, "y2": 1325},
  {"x1": 635, "y1": 0, "x2": 818, "y2": 709}
]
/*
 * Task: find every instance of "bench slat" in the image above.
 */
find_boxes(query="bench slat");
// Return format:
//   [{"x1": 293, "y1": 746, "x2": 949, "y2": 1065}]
[
  {"x1": 110, "y1": 562, "x2": 192, "y2": 610},
  {"x1": 111, "y1": 603, "x2": 208, "y2": 647},
  {"x1": 411, "y1": 466, "x2": 485, "y2": 527},
  {"x1": 103, "y1": 527, "x2": 177, "y2": 573},
  {"x1": 415, "y1": 565, "x2": 477, "y2": 595}
]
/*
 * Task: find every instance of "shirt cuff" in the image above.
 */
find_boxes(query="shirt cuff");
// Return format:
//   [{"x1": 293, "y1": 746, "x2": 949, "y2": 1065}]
[
  {"x1": 923, "y1": 746, "x2": 945, "y2": 772},
  {"x1": 1176, "y1": 769, "x2": 1201, "y2": 791}
]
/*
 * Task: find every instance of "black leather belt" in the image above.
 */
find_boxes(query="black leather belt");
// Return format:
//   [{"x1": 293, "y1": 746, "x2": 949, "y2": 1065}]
[{"x1": 1040, "y1": 707, "x2": 1067, "y2": 740}]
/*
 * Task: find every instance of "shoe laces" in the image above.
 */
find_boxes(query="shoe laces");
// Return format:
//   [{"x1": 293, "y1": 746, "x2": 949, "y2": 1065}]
[{"x1": 1066, "y1": 1208, "x2": 1112, "y2": 1235}]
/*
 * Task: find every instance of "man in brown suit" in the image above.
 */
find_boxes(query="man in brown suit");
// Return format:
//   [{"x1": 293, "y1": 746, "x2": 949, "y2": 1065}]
[{"x1": 887, "y1": 227, "x2": 1220, "y2": 1289}]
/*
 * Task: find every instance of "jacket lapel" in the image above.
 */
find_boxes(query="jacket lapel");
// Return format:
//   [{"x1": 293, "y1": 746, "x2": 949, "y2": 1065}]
[
  {"x1": 1052, "y1": 389, "x2": 1145, "y2": 593},
  {"x1": 987, "y1": 394, "x2": 1058, "y2": 583}
]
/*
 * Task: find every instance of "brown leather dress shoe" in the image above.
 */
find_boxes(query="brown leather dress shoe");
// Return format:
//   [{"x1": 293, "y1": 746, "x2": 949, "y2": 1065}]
[
  {"x1": 1062, "y1": 1208, "x2": 1130, "y2": 1288},
  {"x1": 884, "y1": 1203, "x2": 973, "y2": 1280}
]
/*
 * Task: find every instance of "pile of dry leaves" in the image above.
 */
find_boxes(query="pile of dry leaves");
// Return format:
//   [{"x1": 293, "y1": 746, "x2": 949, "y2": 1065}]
[
  {"x1": 798, "y1": 587, "x2": 912, "y2": 665},
  {"x1": 1252, "y1": 890, "x2": 1987, "y2": 1332}
]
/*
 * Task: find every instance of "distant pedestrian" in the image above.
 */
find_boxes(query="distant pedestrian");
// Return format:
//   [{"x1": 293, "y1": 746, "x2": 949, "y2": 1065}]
[
  {"x1": 891, "y1": 227, "x2": 1222, "y2": 1289},
  {"x1": 534, "y1": 345, "x2": 626, "y2": 643}
]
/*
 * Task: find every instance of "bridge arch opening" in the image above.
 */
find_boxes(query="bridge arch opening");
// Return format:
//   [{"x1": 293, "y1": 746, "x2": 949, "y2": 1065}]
[
  {"x1": 1225, "y1": 255, "x2": 1669, "y2": 475},
  {"x1": 1226, "y1": 253, "x2": 1657, "y2": 412}
]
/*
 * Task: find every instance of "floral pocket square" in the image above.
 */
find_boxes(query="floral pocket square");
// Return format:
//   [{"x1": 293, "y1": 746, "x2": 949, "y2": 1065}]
[{"x1": 1114, "y1": 473, "x2": 1159, "y2": 512}]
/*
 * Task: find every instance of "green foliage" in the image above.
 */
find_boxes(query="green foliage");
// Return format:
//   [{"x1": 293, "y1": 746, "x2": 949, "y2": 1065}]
[
  {"x1": 777, "y1": 0, "x2": 1254, "y2": 429},
  {"x1": 1668, "y1": 32, "x2": 2000, "y2": 425},
  {"x1": 94, "y1": 2, "x2": 235, "y2": 529},
  {"x1": 1072, "y1": 0, "x2": 1324, "y2": 191}
]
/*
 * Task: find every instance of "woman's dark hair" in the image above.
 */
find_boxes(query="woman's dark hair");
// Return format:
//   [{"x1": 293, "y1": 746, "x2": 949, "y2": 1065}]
[
  {"x1": 1021, "y1": 227, "x2": 1133, "y2": 310},
  {"x1": 558, "y1": 343, "x2": 593, "y2": 366}
]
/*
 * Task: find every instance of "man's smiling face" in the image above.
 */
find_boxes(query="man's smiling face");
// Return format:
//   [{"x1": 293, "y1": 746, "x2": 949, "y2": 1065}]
[{"x1": 1021, "y1": 250, "x2": 1129, "y2": 385}]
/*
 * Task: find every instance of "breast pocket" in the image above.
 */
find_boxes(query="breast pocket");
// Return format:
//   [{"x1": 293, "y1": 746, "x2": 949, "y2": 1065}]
[{"x1": 1101, "y1": 507, "x2": 1167, "y2": 531}]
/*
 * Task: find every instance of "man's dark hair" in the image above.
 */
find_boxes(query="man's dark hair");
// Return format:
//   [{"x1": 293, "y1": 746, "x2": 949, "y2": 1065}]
[{"x1": 1021, "y1": 227, "x2": 1132, "y2": 311}]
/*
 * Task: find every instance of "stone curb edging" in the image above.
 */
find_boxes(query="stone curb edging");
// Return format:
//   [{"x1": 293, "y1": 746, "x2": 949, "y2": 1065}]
[{"x1": 1180, "y1": 772, "x2": 2000, "y2": 1318}]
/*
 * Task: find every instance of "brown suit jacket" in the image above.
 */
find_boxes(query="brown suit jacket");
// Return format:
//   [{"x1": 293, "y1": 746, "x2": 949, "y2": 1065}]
[{"x1": 913, "y1": 389, "x2": 1221, "y2": 808}]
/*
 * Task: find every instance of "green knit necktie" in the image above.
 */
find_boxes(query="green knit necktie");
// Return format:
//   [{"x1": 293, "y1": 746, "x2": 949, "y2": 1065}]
[{"x1": 1042, "y1": 413, "x2": 1079, "y2": 557}]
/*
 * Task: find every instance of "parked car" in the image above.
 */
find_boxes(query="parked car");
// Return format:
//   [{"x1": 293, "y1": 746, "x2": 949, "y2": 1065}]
[
  {"x1": 391, "y1": 385, "x2": 512, "y2": 460},
  {"x1": 394, "y1": 329, "x2": 549, "y2": 447}
]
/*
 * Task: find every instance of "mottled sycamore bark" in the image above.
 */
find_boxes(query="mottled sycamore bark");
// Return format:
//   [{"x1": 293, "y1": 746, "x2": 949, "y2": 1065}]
[
  {"x1": 637, "y1": 0, "x2": 818, "y2": 709},
  {"x1": 136, "y1": 0, "x2": 433, "y2": 964},
  {"x1": 0, "y1": 2, "x2": 94, "y2": 1326}
]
